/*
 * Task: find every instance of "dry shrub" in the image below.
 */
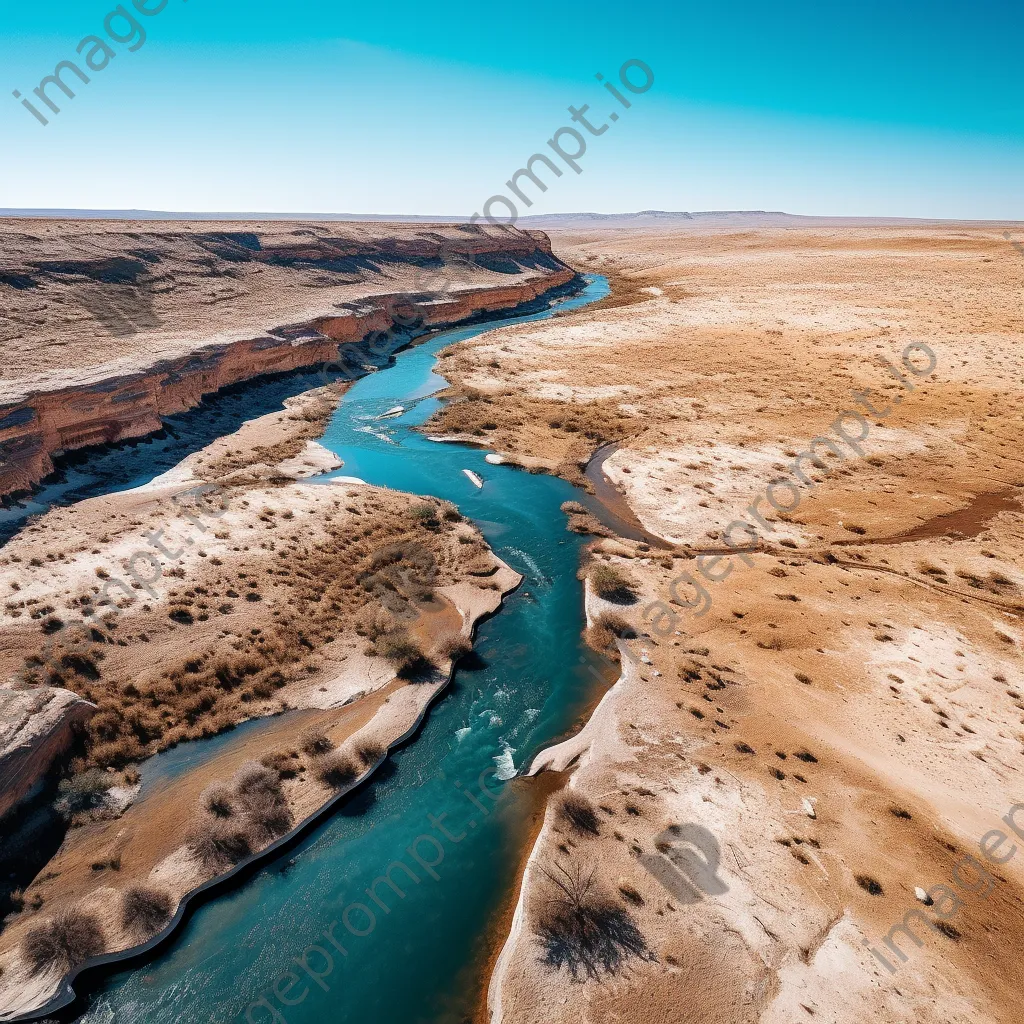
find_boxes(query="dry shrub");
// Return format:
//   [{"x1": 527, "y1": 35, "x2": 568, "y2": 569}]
[
  {"x1": 260, "y1": 749, "x2": 300, "y2": 778},
  {"x1": 234, "y1": 761, "x2": 283, "y2": 801},
  {"x1": 187, "y1": 820, "x2": 253, "y2": 871},
  {"x1": 300, "y1": 727, "x2": 333, "y2": 757},
  {"x1": 232, "y1": 761, "x2": 291, "y2": 843},
  {"x1": 353, "y1": 605, "x2": 395, "y2": 641},
  {"x1": 355, "y1": 740, "x2": 385, "y2": 767},
  {"x1": 588, "y1": 611, "x2": 637, "y2": 653},
  {"x1": 22, "y1": 908, "x2": 106, "y2": 973},
  {"x1": 588, "y1": 564, "x2": 639, "y2": 604},
  {"x1": 90, "y1": 736, "x2": 146, "y2": 769},
  {"x1": 311, "y1": 750, "x2": 360, "y2": 788},
  {"x1": 435, "y1": 633, "x2": 472, "y2": 662},
  {"x1": 378, "y1": 630, "x2": 434, "y2": 679},
  {"x1": 241, "y1": 789, "x2": 293, "y2": 844},
  {"x1": 594, "y1": 612, "x2": 636, "y2": 639},
  {"x1": 55, "y1": 770, "x2": 114, "y2": 821},
  {"x1": 535, "y1": 862, "x2": 652, "y2": 981},
  {"x1": 121, "y1": 885, "x2": 173, "y2": 938},
  {"x1": 201, "y1": 782, "x2": 235, "y2": 818},
  {"x1": 557, "y1": 793, "x2": 601, "y2": 836}
]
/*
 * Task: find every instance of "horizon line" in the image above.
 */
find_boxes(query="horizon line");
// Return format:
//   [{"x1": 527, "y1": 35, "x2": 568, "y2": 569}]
[{"x1": 1, "y1": 208, "x2": 1022, "y2": 226}]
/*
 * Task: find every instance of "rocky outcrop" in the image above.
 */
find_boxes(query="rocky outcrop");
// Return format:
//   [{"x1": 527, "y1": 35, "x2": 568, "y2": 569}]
[
  {"x1": 0, "y1": 687, "x2": 95, "y2": 819},
  {"x1": 0, "y1": 223, "x2": 576, "y2": 499}
]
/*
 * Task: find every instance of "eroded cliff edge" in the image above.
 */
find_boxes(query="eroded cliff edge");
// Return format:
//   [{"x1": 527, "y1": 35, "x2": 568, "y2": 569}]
[{"x1": 0, "y1": 220, "x2": 576, "y2": 499}]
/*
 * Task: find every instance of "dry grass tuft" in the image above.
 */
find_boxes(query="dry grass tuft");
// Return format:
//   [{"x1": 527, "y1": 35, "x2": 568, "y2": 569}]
[
  {"x1": 21, "y1": 908, "x2": 106, "y2": 973},
  {"x1": 588, "y1": 564, "x2": 639, "y2": 604},
  {"x1": 121, "y1": 885, "x2": 174, "y2": 939},
  {"x1": 311, "y1": 750, "x2": 361, "y2": 789}
]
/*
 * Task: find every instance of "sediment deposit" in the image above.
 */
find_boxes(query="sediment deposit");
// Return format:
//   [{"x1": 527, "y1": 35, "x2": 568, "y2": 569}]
[
  {"x1": 0, "y1": 389, "x2": 520, "y2": 1018},
  {"x1": 462, "y1": 224, "x2": 1024, "y2": 1024}
]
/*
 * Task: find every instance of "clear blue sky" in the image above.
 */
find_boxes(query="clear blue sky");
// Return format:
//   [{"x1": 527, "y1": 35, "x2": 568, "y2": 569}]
[{"x1": 2, "y1": 0, "x2": 1021, "y2": 218}]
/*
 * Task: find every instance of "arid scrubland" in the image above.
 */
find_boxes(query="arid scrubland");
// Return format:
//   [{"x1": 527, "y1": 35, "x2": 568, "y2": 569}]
[
  {"x1": 453, "y1": 227, "x2": 1024, "y2": 1024},
  {"x1": 0, "y1": 389, "x2": 519, "y2": 1015}
]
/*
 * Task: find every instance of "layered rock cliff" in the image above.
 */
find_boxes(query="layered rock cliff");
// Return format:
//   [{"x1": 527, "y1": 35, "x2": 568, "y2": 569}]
[
  {"x1": 0, "y1": 688, "x2": 95, "y2": 819},
  {"x1": 0, "y1": 220, "x2": 576, "y2": 500}
]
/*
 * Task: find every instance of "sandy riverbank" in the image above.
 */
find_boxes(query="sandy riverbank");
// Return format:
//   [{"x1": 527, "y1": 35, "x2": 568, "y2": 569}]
[
  {"x1": 478, "y1": 225, "x2": 1024, "y2": 1024},
  {"x1": 0, "y1": 219, "x2": 576, "y2": 499},
  {"x1": 0, "y1": 382, "x2": 521, "y2": 1019}
]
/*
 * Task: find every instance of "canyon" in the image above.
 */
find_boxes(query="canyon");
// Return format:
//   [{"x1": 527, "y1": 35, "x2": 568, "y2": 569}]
[
  {"x1": 2, "y1": 216, "x2": 1023, "y2": 1024},
  {"x1": 0, "y1": 219, "x2": 581, "y2": 1020},
  {"x1": 0, "y1": 220, "x2": 574, "y2": 499}
]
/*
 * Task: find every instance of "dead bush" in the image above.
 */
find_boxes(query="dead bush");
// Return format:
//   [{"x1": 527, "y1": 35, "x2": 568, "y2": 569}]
[
  {"x1": 355, "y1": 740, "x2": 385, "y2": 767},
  {"x1": 55, "y1": 770, "x2": 114, "y2": 820},
  {"x1": 21, "y1": 908, "x2": 106, "y2": 973},
  {"x1": 353, "y1": 605, "x2": 395, "y2": 641},
  {"x1": 260, "y1": 750, "x2": 300, "y2": 778},
  {"x1": 300, "y1": 727, "x2": 333, "y2": 757},
  {"x1": 535, "y1": 862, "x2": 652, "y2": 981},
  {"x1": 557, "y1": 793, "x2": 601, "y2": 836},
  {"x1": 187, "y1": 820, "x2": 254, "y2": 871},
  {"x1": 121, "y1": 885, "x2": 173, "y2": 938},
  {"x1": 435, "y1": 633, "x2": 472, "y2": 662},
  {"x1": 589, "y1": 611, "x2": 637, "y2": 653},
  {"x1": 311, "y1": 750, "x2": 360, "y2": 788},
  {"x1": 90, "y1": 735, "x2": 146, "y2": 769},
  {"x1": 201, "y1": 782, "x2": 235, "y2": 818},
  {"x1": 594, "y1": 612, "x2": 636, "y2": 639},
  {"x1": 233, "y1": 761, "x2": 283, "y2": 802},
  {"x1": 378, "y1": 630, "x2": 434, "y2": 679},
  {"x1": 588, "y1": 565, "x2": 639, "y2": 604},
  {"x1": 241, "y1": 789, "x2": 293, "y2": 844}
]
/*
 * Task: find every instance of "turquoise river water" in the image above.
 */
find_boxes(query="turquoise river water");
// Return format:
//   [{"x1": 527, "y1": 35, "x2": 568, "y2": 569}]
[{"x1": 71, "y1": 274, "x2": 613, "y2": 1024}]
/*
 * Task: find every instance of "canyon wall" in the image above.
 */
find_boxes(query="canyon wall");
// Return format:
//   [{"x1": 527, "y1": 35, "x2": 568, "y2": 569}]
[
  {"x1": 0, "y1": 688, "x2": 95, "y2": 820},
  {"x1": 0, "y1": 221, "x2": 576, "y2": 500}
]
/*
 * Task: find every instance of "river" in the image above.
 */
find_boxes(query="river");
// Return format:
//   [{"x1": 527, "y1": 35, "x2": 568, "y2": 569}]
[{"x1": 60, "y1": 274, "x2": 613, "y2": 1024}]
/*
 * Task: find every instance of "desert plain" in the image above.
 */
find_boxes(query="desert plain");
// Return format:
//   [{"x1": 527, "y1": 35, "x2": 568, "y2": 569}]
[{"x1": 0, "y1": 215, "x2": 1022, "y2": 1024}]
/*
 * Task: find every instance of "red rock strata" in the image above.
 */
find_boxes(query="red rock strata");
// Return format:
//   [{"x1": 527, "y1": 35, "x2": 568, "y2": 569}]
[{"x1": 0, "y1": 256, "x2": 575, "y2": 500}]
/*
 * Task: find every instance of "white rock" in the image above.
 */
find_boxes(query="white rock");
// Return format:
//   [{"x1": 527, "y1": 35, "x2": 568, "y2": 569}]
[{"x1": 915, "y1": 887, "x2": 933, "y2": 905}]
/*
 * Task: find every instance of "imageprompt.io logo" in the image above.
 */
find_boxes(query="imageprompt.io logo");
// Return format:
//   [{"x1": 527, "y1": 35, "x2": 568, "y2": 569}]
[
  {"x1": 641, "y1": 823, "x2": 729, "y2": 903},
  {"x1": 73, "y1": 276, "x2": 162, "y2": 337}
]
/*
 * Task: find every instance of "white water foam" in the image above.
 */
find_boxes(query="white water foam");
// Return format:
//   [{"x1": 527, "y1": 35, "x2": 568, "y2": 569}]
[
  {"x1": 354, "y1": 425, "x2": 398, "y2": 445},
  {"x1": 493, "y1": 743, "x2": 517, "y2": 781},
  {"x1": 504, "y1": 546, "x2": 547, "y2": 583}
]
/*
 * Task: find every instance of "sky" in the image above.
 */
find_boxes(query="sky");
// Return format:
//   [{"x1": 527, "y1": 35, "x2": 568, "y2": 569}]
[{"x1": 1, "y1": 0, "x2": 1022, "y2": 219}]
